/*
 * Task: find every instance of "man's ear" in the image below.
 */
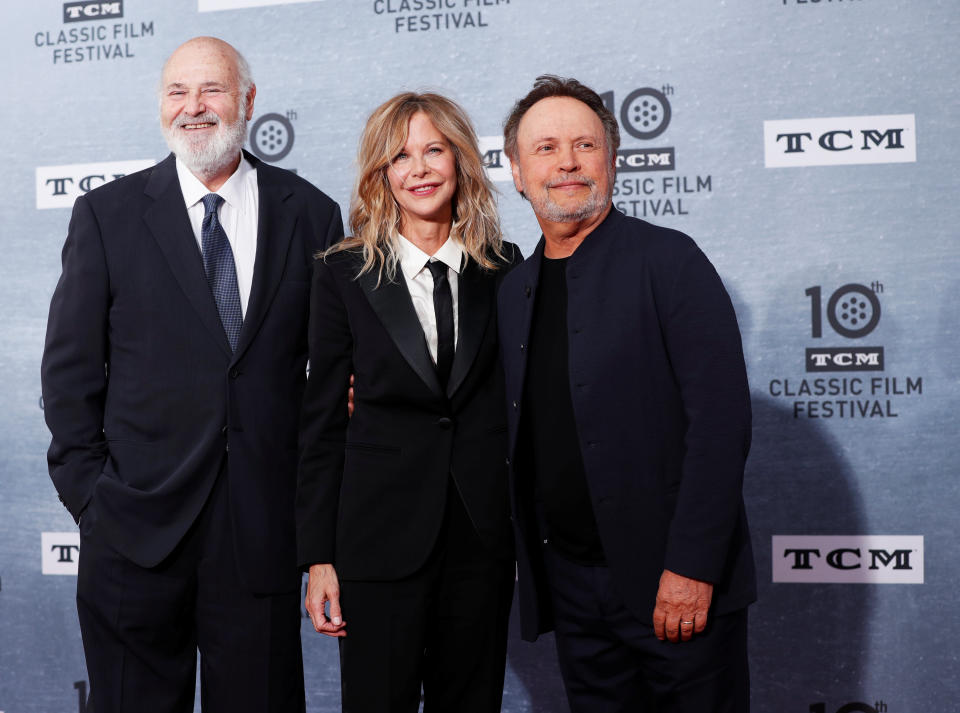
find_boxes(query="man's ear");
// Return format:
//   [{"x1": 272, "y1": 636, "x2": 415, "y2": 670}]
[
  {"x1": 510, "y1": 158, "x2": 524, "y2": 196},
  {"x1": 245, "y1": 84, "x2": 257, "y2": 121}
]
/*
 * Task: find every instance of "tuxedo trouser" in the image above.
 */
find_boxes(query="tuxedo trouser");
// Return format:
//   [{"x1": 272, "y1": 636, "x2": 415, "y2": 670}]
[
  {"x1": 543, "y1": 545, "x2": 749, "y2": 713},
  {"x1": 76, "y1": 468, "x2": 304, "y2": 713},
  {"x1": 337, "y1": 483, "x2": 514, "y2": 713}
]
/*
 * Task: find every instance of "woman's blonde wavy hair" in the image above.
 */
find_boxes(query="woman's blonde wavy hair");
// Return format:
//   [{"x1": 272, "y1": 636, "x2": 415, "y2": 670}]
[{"x1": 328, "y1": 92, "x2": 504, "y2": 282}]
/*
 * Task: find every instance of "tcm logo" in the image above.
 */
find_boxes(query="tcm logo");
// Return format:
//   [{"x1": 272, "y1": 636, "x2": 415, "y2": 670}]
[
  {"x1": 772, "y1": 535, "x2": 923, "y2": 584},
  {"x1": 804, "y1": 283, "x2": 883, "y2": 372},
  {"x1": 479, "y1": 136, "x2": 511, "y2": 183},
  {"x1": 42, "y1": 532, "x2": 80, "y2": 575},
  {"x1": 764, "y1": 114, "x2": 916, "y2": 167},
  {"x1": 604, "y1": 86, "x2": 677, "y2": 173},
  {"x1": 616, "y1": 148, "x2": 674, "y2": 172},
  {"x1": 806, "y1": 347, "x2": 883, "y2": 373},
  {"x1": 63, "y1": 1, "x2": 123, "y2": 23},
  {"x1": 36, "y1": 160, "x2": 154, "y2": 210}
]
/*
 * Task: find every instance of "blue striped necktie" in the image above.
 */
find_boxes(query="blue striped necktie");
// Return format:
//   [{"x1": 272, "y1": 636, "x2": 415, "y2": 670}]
[{"x1": 200, "y1": 193, "x2": 243, "y2": 352}]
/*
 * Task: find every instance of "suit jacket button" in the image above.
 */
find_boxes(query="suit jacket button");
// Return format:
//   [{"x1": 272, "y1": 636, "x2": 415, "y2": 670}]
[
  {"x1": 519, "y1": 343, "x2": 526, "y2": 351},
  {"x1": 505, "y1": 457, "x2": 511, "y2": 466},
  {"x1": 221, "y1": 426, "x2": 228, "y2": 435},
  {"x1": 525, "y1": 286, "x2": 531, "y2": 298},
  {"x1": 229, "y1": 368, "x2": 240, "y2": 379},
  {"x1": 437, "y1": 417, "x2": 453, "y2": 430},
  {"x1": 512, "y1": 400, "x2": 519, "y2": 410}
]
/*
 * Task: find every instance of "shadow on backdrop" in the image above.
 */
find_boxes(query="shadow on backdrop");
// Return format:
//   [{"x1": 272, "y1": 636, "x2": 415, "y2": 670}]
[{"x1": 732, "y1": 289, "x2": 874, "y2": 712}]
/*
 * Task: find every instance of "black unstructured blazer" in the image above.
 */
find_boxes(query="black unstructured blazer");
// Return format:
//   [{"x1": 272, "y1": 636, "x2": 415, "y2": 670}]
[
  {"x1": 498, "y1": 208, "x2": 756, "y2": 641},
  {"x1": 41, "y1": 151, "x2": 343, "y2": 593},
  {"x1": 296, "y1": 243, "x2": 522, "y2": 579}
]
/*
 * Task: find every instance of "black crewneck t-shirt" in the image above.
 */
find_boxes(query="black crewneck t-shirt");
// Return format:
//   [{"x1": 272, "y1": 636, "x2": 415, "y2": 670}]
[{"x1": 520, "y1": 256, "x2": 605, "y2": 565}]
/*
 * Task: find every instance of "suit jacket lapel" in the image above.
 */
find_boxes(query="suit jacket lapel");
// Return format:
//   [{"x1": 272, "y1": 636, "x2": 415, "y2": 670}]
[
  {"x1": 233, "y1": 158, "x2": 296, "y2": 363},
  {"x1": 143, "y1": 154, "x2": 233, "y2": 359},
  {"x1": 446, "y1": 260, "x2": 489, "y2": 398},
  {"x1": 358, "y1": 269, "x2": 445, "y2": 399}
]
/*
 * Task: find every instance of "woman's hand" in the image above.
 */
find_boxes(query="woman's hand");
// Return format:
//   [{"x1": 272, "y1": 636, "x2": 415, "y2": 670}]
[{"x1": 305, "y1": 563, "x2": 347, "y2": 637}]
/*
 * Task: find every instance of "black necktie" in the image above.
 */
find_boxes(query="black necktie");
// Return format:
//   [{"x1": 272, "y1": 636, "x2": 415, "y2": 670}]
[
  {"x1": 200, "y1": 193, "x2": 243, "y2": 352},
  {"x1": 426, "y1": 260, "x2": 454, "y2": 387}
]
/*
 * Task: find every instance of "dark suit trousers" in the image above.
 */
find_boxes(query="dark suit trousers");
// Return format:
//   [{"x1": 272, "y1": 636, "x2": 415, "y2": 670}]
[
  {"x1": 76, "y1": 469, "x2": 304, "y2": 713},
  {"x1": 543, "y1": 546, "x2": 749, "y2": 713},
  {"x1": 337, "y1": 483, "x2": 514, "y2": 713}
]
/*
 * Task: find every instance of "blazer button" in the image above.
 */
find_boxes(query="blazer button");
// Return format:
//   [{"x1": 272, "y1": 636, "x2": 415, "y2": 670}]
[
  {"x1": 437, "y1": 417, "x2": 453, "y2": 430},
  {"x1": 229, "y1": 368, "x2": 240, "y2": 379},
  {"x1": 512, "y1": 400, "x2": 519, "y2": 410},
  {"x1": 519, "y1": 343, "x2": 526, "y2": 352},
  {"x1": 505, "y1": 457, "x2": 511, "y2": 466},
  {"x1": 524, "y1": 286, "x2": 531, "y2": 298},
  {"x1": 221, "y1": 425, "x2": 228, "y2": 435}
]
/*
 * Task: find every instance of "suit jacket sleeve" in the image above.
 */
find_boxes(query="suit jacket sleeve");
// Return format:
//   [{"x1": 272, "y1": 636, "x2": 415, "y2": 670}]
[
  {"x1": 41, "y1": 195, "x2": 110, "y2": 522},
  {"x1": 296, "y1": 256, "x2": 353, "y2": 568},
  {"x1": 320, "y1": 203, "x2": 344, "y2": 251},
  {"x1": 660, "y1": 245, "x2": 751, "y2": 583}
]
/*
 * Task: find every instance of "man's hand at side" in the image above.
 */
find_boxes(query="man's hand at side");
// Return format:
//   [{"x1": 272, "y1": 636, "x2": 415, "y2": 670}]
[
  {"x1": 652, "y1": 569, "x2": 713, "y2": 643},
  {"x1": 305, "y1": 563, "x2": 347, "y2": 637}
]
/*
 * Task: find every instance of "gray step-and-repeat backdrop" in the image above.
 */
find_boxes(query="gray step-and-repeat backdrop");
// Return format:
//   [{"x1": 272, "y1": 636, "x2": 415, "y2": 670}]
[{"x1": 2, "y1": 1, "x2": 958, "y2": 711}]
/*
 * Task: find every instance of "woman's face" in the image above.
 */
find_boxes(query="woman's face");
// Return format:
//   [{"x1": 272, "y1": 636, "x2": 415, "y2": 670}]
[{"x1": 387, "y1": 111, "x2": 458, "y2": 235}]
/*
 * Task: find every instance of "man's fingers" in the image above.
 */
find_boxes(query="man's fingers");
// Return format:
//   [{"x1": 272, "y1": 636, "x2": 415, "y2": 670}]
[
  {"x1": 305, "y1": 593, "x2": 326, "y2": 633},
  {"x1": 694, "y1": 610, "x2": 708, "y2": 634},
  {"x1": 665, "y1": 617, "x2": 680, "y2": 643},
  {"x1": 652, "y1": 607, "x2": 667, "y2": 641},
  {"x1": 328, "y1": 595, "x2": 343, "y2": 627},
  {"x1": 680, "y1": 616, "x2": 695, "y2": 642}
]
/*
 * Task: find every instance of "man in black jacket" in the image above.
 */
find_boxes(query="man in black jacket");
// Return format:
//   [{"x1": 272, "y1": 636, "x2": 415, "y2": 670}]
[{"x1": 498, "y1": 75, "x2": 755, "y2": 712}]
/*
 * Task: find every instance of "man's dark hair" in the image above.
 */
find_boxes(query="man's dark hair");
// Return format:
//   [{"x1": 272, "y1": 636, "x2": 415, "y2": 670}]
[{"x1": 503, "y1": 75, "x2": 620, "y2": 161}]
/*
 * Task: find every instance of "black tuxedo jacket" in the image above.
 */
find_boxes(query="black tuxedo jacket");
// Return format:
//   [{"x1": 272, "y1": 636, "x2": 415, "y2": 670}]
[
  {"x1": 296, "y1": 244, "x2": 522, "y2": 580},
  {"x1": 41, "y1": 152, "x2": 343, "y2": 593},
  {"x1": 498, "y1": 208, "x2": 756, "y2": 641}
]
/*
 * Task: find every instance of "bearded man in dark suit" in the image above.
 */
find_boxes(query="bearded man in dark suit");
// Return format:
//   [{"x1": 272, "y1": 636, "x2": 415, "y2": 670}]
[{"x1": 41, "y1": 36, "x2": 342, "y2": 713}]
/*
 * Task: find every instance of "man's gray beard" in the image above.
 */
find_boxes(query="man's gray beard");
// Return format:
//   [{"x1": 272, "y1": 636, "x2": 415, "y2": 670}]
[
  {"x1": 163, "y1": 109, "x2": 247, "y2": 180},
  {"x1": 522, "y1": 165, "x2": 615, "y2": 224}
]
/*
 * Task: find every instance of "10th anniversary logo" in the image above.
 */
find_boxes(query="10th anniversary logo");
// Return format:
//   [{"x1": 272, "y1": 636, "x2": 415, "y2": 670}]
[
  {"x1": 767, "y1": 281, "x2": 924, "y2": 419},
  {"x1": 608, "y1": 84, "x2": 713, "y2": 219}
]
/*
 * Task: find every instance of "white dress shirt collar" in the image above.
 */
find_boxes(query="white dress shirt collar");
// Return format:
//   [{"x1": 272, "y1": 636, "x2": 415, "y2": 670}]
[
  {"x1": 175, "y1": 152, "x2": 253, "y2": 210},
  {"x1": 398, "y1": 231, "x2": 464, "y2": 282}
]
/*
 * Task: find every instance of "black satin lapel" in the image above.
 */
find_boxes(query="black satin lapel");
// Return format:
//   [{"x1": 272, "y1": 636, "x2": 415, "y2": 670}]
[
  {"x1": 143, "y1": 160, "x2": 232, "y2": 358},
  {"x1": 232, "y1": 181, "x2": 295, "y2": 362},
  {"x1": 358, "y1": 270, "x2": 444, "y2": 398},
  {"x1": 446, "y1": 263, "x2": 490, "y2": 398}
]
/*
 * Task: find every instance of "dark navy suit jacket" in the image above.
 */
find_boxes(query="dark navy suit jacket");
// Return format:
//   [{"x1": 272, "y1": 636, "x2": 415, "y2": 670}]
[
  {"x1": 498, "y1": 208, "x2": 756, "y2": 641},
  {"x1": 41, "y1": 151, "x2": 343, "y2": 594}
]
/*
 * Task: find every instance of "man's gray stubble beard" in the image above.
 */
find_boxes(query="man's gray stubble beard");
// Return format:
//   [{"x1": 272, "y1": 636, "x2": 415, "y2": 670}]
[{"x1": 521, "y1": 164, "x2": 616, "y2": 224}]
